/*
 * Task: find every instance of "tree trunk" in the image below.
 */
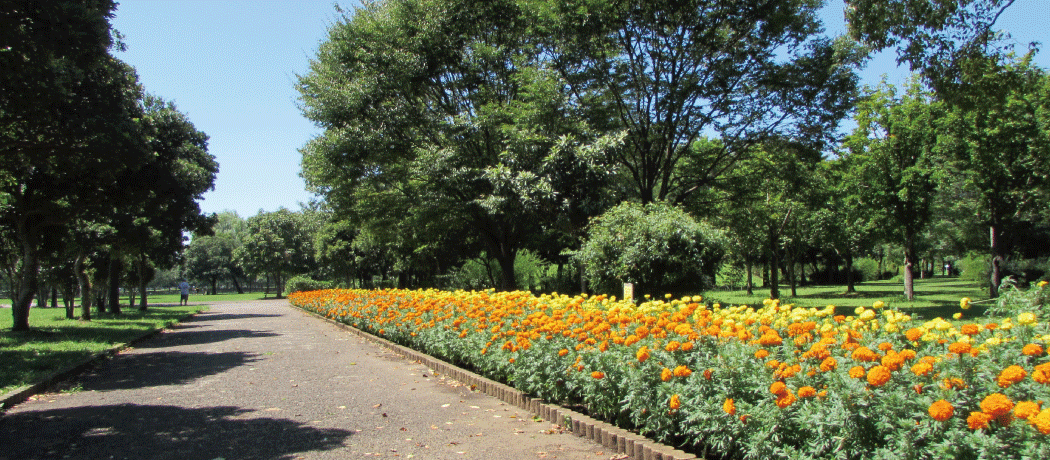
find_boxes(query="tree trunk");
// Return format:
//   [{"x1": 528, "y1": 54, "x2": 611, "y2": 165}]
[
  {"x1": 231, "y1": 273, "x2": 243, "y2": 294},
  {"x1": 844, "y1": 250, "x2": 856, "y2": 294},
  {"x1": 137, "y1": 255, "x2": 148, "y2": 311},
  {"x1": 787, "y1": 257, "x2": 797, "y2": 298},
  {"x1": 210, "y1": 277, "x2": 217, "y2": 295},
  {"x1": 107, "y1": 255, "x2": 122, "y2": 315},
  {"x1": 50, "y1": 287, "x2": 58, "y2": 308},
  {"x1": 745, "y1": 257, "x2": 754, "y2": 296},
  {"x1": 75, "y1": 250, "x2": 93, "y2": 321},
  {"x1": 902, "y1": 238, "x2": 916, "y2": 301},
  {"x1": 63, "y1": 277, "x2": 76, "y2": 320},
  {"x1": 769, "y1": 231, "x2": 780, "y2": 300},
  {"x1": 11, "y1": 241, "x2": 39, "y2": 331},
  {"x1": 989, "y1": 224, "x2": 1004, "y2": 298}
]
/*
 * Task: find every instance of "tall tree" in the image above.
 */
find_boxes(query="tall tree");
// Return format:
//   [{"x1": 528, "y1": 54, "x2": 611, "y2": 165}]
[
  {"x1": 234, "y1": 209, "x2": 316, "y2": 298},
  {"x1": 1, "y1": 0, "x2": 149, "y2": 330},
  {"x1": 547, "y1": 0, "x2": 860, "y2": 204},
  {"x1": 844, "y1": 78, "x2": 943, "y2": 301}
]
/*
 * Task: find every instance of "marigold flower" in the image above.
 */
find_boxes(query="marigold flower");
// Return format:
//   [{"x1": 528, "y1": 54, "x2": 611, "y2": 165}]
[
  {"x1": 797, "y1": 386, "x2": 816, "y2": 398},
  {"x1": 905, "y1": 328, "x2": 924, "y2": 341},
  {"x1": 881, "y1": 352, "x2": 905, "y2": 371},
  {"x1": 997, "y1": 365, "x2": 1027, "y2": 388},
  {"x1": 819, "y1": 357, "x2": 838, "y2": 372},
  {"x1": 591, "y1": 371, "x2": 604, "y2": 379},
  {"x1": 948, "y1": 342, "x2": 972, "y2": 355},
  {"x1": 723, "y1": 398, "x2": 736, "y2": 415},
  {"x1": 1034, "y1": 362, "x2": 1050, "y2": 384},
  {"x1": 661, "y1": 368, "x2": 673, "y2": 382},
  {"x1": 967, "y1": 411, "x2": 993, "y2": 430},
  {"x1": 702, "y1": 368, "x2": 713, "y2": 380},
  {"x1": 558, "y1": 348, "x2": 569, "y2": 357},
  {"x1": 1018, "y1": 312, "x2": 1037, "y2": 325},
  {"x1": 669, "y1": 394, "x2": 681, "y2": 411},
  {"x1": 754, "y1": 349, "x2": 770, "y2": 359},
  {"x1": 980, "y1": 393, "x2": 1014, "y2": 417},
  {"x1": 681, "y1": 341, "x2": 694, "y2": 351},
  {"x1": 960, "y1": 297, "x2": 972, "y2": 310},
  {"x1": 775, "y1": 390, "x2": 796, "y2": 408},
  {"x1": 867, "y1": 365, "x2": 892, "y2": 387},
  {"x1": 665, "y1": 340, "x2": 681, "y2": 352},
  {"x1": 769, "y1": 381, "x2": 787, "y2": 395},
  {"x1": 636, "y1": 346, "x2": 650, "y2": 363},
  {"x1": 1031, "y1": 408, "x2": 1050, "y2": 434},
  {"x1": 1022, "y1": 344, "x2": 1044, "y2": 356},
  {"x1": 877, "y1": 342, "x2": 893, "y2": 351},
  {"x1": 849, "y1": 366, "x2": 866, "y2": 379},
  {"x1": 911, "y1": 361, "x2": 933, "y2": 376},
  {"x1": 928, "y1": 400, "x2": 954, "y2": 421},
  {"x1": 851, "y1": 347, "x2": 879, "y2": 362},
  {"x1": 1015, "y1": 401, "x2": 1041, "y2": 420},
  {"x1": 1039, "y1": 280, "x2": 1049, "y2": 288}
]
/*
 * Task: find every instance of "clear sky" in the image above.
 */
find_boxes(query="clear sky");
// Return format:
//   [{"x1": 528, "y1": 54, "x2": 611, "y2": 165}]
[{"x1": 109, "y1": 0, "x2": 1049, "y2": 219}]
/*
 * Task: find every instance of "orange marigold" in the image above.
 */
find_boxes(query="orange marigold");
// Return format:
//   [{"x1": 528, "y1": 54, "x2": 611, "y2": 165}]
[
  {"x1": 997, "y1": 365, "x2": 1027, "y2": 388},
  {"x1": 769, "y1": 381, "x2": 787, "y2": 395},
  {"x1": 1014, "y1": 401, "x2": 1041, "y2": 420},
  {"x1": 960, "y1": 324, "x2": 981, "y2": 336},
  {"x1": 665, "y1": 340, "x2": 681, "y2": 352},
  {"x1": 967, "y1": 411, "x2": 994, "y2": 430},
  {"x1": 1031, "y1": 408, "x2": 1050, "y2": 434},
  {"x1": 928, "y1": 400, "x2": 954, "y2": 421},
  {"x1": 661, "y1": 367, "x2": 673, "y2": 382},
  {"x1": 849, "y1": 366, "x2": 866, "y2": 379},
  {"x1": 754, "y1": 349, "x2": 770, "y2": 359},
  {"x1": 819, "y1": 357, "x2": 838, "y2": 372},
  {"x1": 911, "y1": 361, "x2": 933, "y2": 377},
  {"x1": 669, "y1": 394, "x2": 681, "y2": 411},
  {"x1": 882, "y1": 352, "x2": 905, "y2": 371},
  {"x1": 905, "y1": 328, "x2": 924, "y2": 341},
  {"x1": 1035, "y1": 362, "x2": 1050, "y2": 384},
  {"x1": 723, "y1": 398, "x2": 736, "y2": 415},
  {"x1": 1022, "y1": 344, "x2": 1044, "y2": 356},
  {"x1": 877, "y1": 342, "x2": 894, "y2": 352},
  {"x1": 867, "y1": 365, "x2": 892, "y2": 387},
  {"x1": 558, "y1": 348, "x2": 569, "y2": 357},
  {"x1": 851, "y1": 347, "x2": 879, "y2": 362},
  {"x1": 981, "y1": 393, "x2": 1014, "y2": 417},
  {"x1": 591, "y1": 371, "x2": 605, "y2": 379},
  {"x1": 673, "y1": 365, "x2": 692, "y2": 378},
  {"x1": 797, "y1": 386, "x2": 817, "y2": 398},
  {"x1": 703, "y1": 368, "x2": 713, "y2": 380},
  {"x1": 775, "y1": 390, "x2": 796, "y2": 408},
  {"x1": 948, "y1": 342, "x2": 972, "y2": 355},
  {"x1": 681, "y1": 341, "x2": 695, "y2": 351},
  {"x1": 636, "y1": 346, "x2": 650, "y2": 363}
]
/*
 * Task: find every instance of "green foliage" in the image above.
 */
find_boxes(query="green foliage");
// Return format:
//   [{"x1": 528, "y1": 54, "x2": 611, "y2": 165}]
[
  {"x1": 575, "y1": 201, "x2": 726, "y2": 297},
  {"x1": 854, "y1": 257, "x2": 882, "y2": 282},
  {"x1": 958, "y1": 252, "x2": 992, "y2": 287},
  {"x1": 284, "y1": 275, "x2": 333, "y2": 295}
]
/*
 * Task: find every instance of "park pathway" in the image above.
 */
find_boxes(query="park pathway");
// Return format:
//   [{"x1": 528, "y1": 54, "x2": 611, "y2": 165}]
[{"x1": 0, "y1": 300, "x2": 617, "y2": 460}]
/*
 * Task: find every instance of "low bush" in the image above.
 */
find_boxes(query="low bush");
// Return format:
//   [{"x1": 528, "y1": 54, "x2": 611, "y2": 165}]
[{"x1": 284, "y1": 275, "x2": 333, "y2": 294}]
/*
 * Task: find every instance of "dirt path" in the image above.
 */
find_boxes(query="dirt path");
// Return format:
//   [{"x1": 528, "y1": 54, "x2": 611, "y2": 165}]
[{"x1": 0, "y1": 300, "x2": 620, "y2": 460}]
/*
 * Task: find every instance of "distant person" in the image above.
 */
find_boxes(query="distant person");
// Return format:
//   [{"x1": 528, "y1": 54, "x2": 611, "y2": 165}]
[{"x1": 179, "y1": 280, "x2": 190, "y2": 305}]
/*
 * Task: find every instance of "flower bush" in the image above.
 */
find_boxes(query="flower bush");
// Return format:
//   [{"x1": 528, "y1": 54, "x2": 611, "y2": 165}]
[{"x1": 290, "y1": 283, "x2": 1050, "y2": 459}]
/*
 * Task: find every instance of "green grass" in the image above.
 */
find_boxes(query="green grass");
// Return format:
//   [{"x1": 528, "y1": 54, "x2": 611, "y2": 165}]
[
  {"x1": 703, "y1": 276, "x2": 989, "y2": 320},
  {"x1": 145, "y1": 291, "x2": 283, "y2": 304},
  {"x1": 0, "y1": 304, "x2": 205, "y2": 398}
]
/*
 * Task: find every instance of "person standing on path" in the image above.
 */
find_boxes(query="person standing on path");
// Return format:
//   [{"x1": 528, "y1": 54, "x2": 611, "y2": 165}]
[{"x1": 178, "y1": 280, "x2": 190, "y2": 305}]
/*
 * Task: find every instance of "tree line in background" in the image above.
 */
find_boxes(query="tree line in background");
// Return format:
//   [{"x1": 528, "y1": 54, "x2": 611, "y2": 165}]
[
  {"x1": 289, "y1": 0, "x2": 1048, "y2": 300},
  {"x1": 1, "y1": 1, "x2": 218, "y2": 331}
]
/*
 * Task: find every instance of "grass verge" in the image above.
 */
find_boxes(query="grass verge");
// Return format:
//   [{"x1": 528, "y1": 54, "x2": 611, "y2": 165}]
[
  {"x1": 0, "y1": 304, "x2": 205, "y2": 397},
  {"x1": 704, "y1": 275, "x2": 988, "y2": 319}
]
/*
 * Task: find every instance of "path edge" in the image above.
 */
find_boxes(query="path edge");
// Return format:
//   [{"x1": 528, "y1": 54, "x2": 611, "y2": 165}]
[
  {"x1": 297, "y1": 306, "x2": 700, "y2": 460},
  {"x1": 0, "y1": 309, "x2": 204, "y2": 412}
]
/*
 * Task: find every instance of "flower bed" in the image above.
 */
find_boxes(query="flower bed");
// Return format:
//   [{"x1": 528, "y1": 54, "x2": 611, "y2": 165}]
[{"x1": 290, "y1": 287, "x2": 1050, "y2": 459}]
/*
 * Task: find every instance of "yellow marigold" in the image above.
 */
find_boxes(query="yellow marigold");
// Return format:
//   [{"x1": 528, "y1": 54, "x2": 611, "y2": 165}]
[
  {"x1": 851, "y1": 347, "x2": 879, "y2": 362},
  {"x1": 1031, "y1": 408, "x2": 1050, "y2": 434},
  {"x1": 1023, "y1": 344, "x2": 1044, "y2": 356},
  {"x1": 997, "y1": 365, "x2": 1027, "y2": 388},
  {"x1": 669, "y1": 394, "x2": 681, "y2": 411},
  {"x1": 819, "y1": 357, "x2": 838, "y2": 372},
  {"x1": 754, "y1": 349, "x2": 770, "y2": 359},
  {"x1": 769, "y1": 381, "x2": 788, "y2": 395},
  {"x1": 1015, "y1": 401, "x2": 1041, "y2": 420},
  {"x1": 723, "y1": 398, "x2": 736, "y2": 415},
  {"x1": 980, "y1": 393, "x2": 1014, "y2": 418},
  {"x1": 661, "y1": 367, "x2": 673, "y2": 382},
  {"x1": 1040, "y1": 280, "x2": 1049, "y2": 288},
  {"x1": 591, "y1": 371, "x2": 605, "y2": 379},
  {"x1": 849, "y1": 366, "x2": 866, "y2": 379},
  {"x1": 928, "y1": 400, "x2": 954, "y2": 421},
  {"x1": 867, "y1": 365, "x2": 892, "y2": 387},
  {"x1": 911, "y1": 361, "x2": 933, "y2": 377},
  {"x1": 1018, "y1": 312, "x2": 1037, "y2": 325},
  {"x1": 948, "y1": 342, "x2": 972, "y2": 355},
  {"x1": 636, "y1": 346, "x2": 650, "y2": 363},
  {"x1": 797, "y1": 386, "x2": 817, "y2": 398},
  {"x1": 967, "y1": 411, "x2": 993, "y2": 430},
  {"x1": 960, "y1": 297, "x2": 972, "y2": 310}
]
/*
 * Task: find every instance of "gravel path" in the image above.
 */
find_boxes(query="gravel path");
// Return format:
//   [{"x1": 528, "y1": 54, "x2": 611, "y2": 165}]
[{"x1": 0, "y1": 300, "x2": 618, "y2": 460}]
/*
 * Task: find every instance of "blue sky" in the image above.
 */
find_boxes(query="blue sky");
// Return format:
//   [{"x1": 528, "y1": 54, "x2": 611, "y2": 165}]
[{"x1": 109, "y1": 0, "x2": 1048, "y2": 219}]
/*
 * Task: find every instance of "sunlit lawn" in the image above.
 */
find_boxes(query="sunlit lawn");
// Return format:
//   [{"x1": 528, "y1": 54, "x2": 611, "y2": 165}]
[
  {"x1": 0, "y1": 304, "x2": 204, "y2": 398},
  {"x1": 704, "y1": 276, "x2": 989, "y2": 320}
]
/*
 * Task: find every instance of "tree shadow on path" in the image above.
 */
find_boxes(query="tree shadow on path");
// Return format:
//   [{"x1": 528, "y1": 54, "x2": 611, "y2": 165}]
[
  {"x1": 77, "y1": 350, "x2": 262, "y2": 391},
  {"x1": 0, "y1": 404, "x2": 353, "y2": 460}
]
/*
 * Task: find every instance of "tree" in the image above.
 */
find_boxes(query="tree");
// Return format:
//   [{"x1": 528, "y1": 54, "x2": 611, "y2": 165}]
[
  {"x1": 574, "y1": 201, "x2": 726, "y2": 298},
  {"x1": 1, "y1": 0, "x2": 150, "y2": 330},
  {"x1": 234, "y1": 209, "x2": 316, "y2": 298},
  {"x1": 938, "y1": 55, "x2": 1050, "y2": 296},
  {"x1": 844, "y1": 78, "x2": 943, "y2": 301},
  {"x1": 184, "y1": 234, "x2": 238, "y2": 295},
  {"x1": 547, "y1": 0, "x2": 860, "y2": 204},
  {"x1": 297, "y1": 0, "x2": 619, "y2": 290}
]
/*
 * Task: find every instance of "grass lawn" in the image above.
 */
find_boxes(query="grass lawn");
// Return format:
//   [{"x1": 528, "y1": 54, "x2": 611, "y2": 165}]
[
  {"x1": 0, "y1": 304, "x2": 205, "y2": 398},
  {"x1": 145, "y1": 291, "x2": 283, "y2": 304},
  {"x1": 703, "y1": 276, "x2": 990, "y2": 320}
]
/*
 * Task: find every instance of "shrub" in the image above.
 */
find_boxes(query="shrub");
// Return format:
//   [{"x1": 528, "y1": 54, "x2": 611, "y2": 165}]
[
  {"x1": 285, "y1": 275, "x2": 333, "y2": 294},
  {"x1": 958, "y1": 252, "x2": 991, "y2": 287}
]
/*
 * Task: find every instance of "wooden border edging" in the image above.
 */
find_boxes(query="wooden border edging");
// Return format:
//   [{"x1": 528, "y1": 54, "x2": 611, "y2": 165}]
[{"x1": 302, "y1": 308, "x2": 700, "y2": 460}]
